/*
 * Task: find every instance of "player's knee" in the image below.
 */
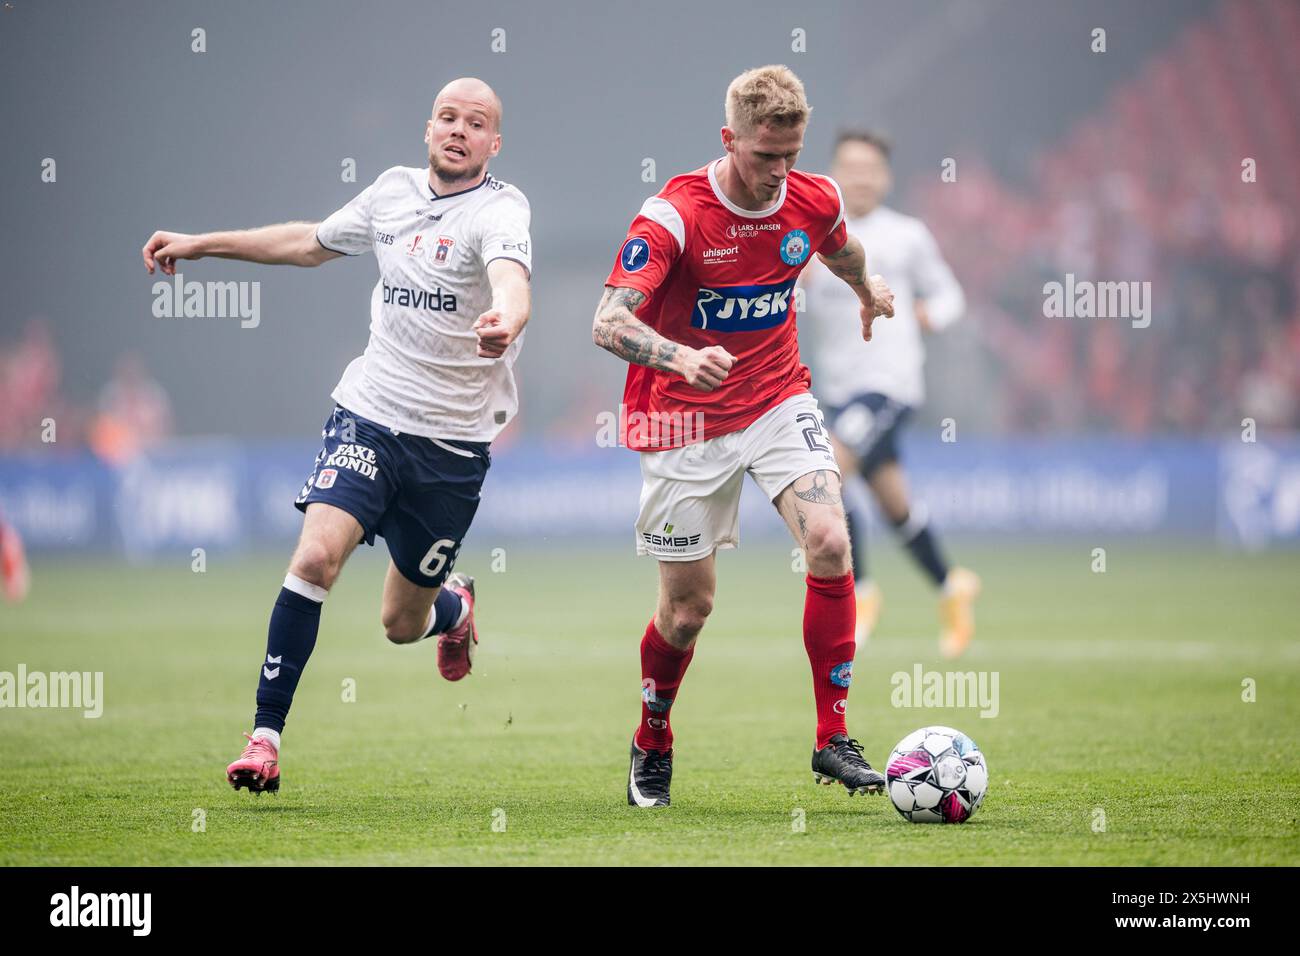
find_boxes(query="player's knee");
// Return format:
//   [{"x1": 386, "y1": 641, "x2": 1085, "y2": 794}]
[
  {"x1": 805, "y1": 522, "x2": 851, "y2": 571},
  {"x1": 383, "y1": 621, "x2": 423, "y2": 644},
  {"x1": 290, "y1": 539, "x2": 343, "y2": 589},
  {"x1": 380, "y1": 605, "x2": 426, "y2": 645},
  {"x1": 667, "y1": 593, "x2": 713, "y2": 641}
]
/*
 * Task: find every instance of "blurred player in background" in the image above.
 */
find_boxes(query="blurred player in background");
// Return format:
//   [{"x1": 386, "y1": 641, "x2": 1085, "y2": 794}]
[
  {"x1": 802, "y1": 131, "x2": 978, "y2": 657},
  {"x1": 0, "y1": 510, "x2": 30, "y2": 603},
  {"x1": 594, "y1": 66, "x2": 894, "y2": 807},
  {"x1": 141, "y1": 78, "x2": 532, "y2": 794}
]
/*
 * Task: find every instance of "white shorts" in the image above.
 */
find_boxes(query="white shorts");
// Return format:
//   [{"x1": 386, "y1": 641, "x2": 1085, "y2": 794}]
[{"x1": 634, "y1": 392, "x2": 839, "y2": 561}]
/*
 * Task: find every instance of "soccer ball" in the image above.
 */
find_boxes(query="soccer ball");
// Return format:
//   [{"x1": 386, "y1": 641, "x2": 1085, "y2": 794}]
[{"x1": 886, "y1": 726, "x2": 988, "y2": 823}]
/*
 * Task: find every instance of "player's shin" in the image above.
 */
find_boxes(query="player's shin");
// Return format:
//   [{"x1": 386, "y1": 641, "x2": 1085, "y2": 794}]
[
  {"x1": 845, "y1": 506, "x2": 868, "y2": 585},
  {"x1": 893, "y1": 504, "x2": 949, "y2": 587},
  {"x1": 803, "y1": 571, "x2": 857, "y2": 748},
  {"x1": 636, "y1": 619, "x2": 694, "y2": 752},
  {"x1": 252, "y1": 573, "x2": 326, "y2": 739},
  {"x1": 421, "y1": 586, "x2": 466, "y2": 639}
]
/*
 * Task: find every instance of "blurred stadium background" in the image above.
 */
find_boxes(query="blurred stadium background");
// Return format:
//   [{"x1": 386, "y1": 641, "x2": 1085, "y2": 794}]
[
  {"x1": 2, "y1": 0, "x2": 1297, "y2": 559},
  {"x1": 1, "y1": 0, "x2": 1299, "y2": 865}
]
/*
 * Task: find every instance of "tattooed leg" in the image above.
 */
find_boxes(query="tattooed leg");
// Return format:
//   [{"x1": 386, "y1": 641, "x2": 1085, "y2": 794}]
[{"x1": 776, "y1": 470, "x2": 852, "y2": 577}]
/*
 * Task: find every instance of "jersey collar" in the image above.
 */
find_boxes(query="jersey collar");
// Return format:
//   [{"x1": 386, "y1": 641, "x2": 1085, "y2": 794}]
[
  {"x1": 708, "y1": 158, "x2": 787, "y2": 218},
  {"x1": 428, "y1": 173, "x2": 493, "y2": 202}
]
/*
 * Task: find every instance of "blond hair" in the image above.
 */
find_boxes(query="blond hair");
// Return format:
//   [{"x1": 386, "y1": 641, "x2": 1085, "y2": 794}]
[{"x1": 725, "y1": 65, "x2": 811, "y2": 133}]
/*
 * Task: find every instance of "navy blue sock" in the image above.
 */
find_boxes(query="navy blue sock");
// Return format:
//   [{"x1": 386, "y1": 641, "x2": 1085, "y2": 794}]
[
  {"x1": 423, "y1": 587, "x2": 464, "y2": 638},
  {"x1": 253, "y1": 581, "x2": 324, "y2": 734},
  {"x1": 846, "y1": 506, "x2": 869, "y2": 585},
  {"x1": 893, "y1": 507, "x2": 950, "y2": 587}
]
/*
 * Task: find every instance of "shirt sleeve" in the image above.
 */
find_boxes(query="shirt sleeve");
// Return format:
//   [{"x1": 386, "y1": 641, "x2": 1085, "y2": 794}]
[
  {"x1": 604, "y1": 195, "x2": 686, "y2": 298},
  {"x1": 316, "y1": 174, "x2": 384, "y2": 256},
  {"x1": 814, "y1": 174, "x2": 849, "y2": 256},
  {"x1": 479, "y1": 186, "x2": 533, "y2": 277},
  {"x1": 910, "y1": 222, "x2": 965, "y2": 330}
]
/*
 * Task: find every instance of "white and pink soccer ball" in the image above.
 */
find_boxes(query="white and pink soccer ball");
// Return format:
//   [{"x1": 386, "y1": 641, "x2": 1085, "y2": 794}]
[{"x1": 886, "y1": 726, "x2": 988, "y2": 823}]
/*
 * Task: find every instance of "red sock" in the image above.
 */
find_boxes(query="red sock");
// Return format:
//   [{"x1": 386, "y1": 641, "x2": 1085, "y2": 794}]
[
  {"x1": 804, "y1": 572, "x2": 857, "y2": 749},
  {"x1": 634, "y1": 618, "x2": 694, "y2": 752}
]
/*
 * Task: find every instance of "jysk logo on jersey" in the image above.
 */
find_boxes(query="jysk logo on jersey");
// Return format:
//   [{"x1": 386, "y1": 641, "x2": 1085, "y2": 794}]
[
  {"x1": 619, "y1": 236, "x2": 650, "y2": 273},
  {"x1": 779, "y1": 229, "x2": 811, "y2": 265},
  {"x1": 692, "y1": 279, "x2": 796, "y2": 332}
]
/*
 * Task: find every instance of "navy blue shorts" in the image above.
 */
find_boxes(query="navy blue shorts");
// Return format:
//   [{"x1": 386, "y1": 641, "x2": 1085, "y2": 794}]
[
  {"x1": 294, "y1": 406, "x2": 490, "y2": 587},
  {"x1": 825, "y1": 392, "x2": 913, "y2": 476}
]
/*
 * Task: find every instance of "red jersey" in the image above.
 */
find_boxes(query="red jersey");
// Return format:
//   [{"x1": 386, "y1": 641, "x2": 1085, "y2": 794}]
[{"x1": 604, "y1": 159, "x2": 847, "y2": 451}]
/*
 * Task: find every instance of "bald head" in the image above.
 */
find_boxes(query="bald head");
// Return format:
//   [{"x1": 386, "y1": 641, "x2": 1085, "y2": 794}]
[
  {"x1": 425, "y1": 77, "x2": 504, "y2": 188},
  {"x1": 433, "y1": 77, "x2": 502, "y2": 132}
]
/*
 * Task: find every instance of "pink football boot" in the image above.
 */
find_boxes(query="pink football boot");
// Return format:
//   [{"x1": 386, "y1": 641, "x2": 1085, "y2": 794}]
[
  {"x1": 226, "y1": 732, "x2": 280, "y2": 794},
  {"x1": 436, "y1": 573, "x2": 477, "y2": 681}
]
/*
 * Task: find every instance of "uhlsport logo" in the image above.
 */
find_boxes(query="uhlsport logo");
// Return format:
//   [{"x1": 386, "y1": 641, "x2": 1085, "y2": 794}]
[
  {"x1": 620, "y1": 236, "x2": 650, "y2": 272},
  {"x1": 701, "y1": 245, "x2": 740, "y2": 263},
  {"x1": 692, "y1": 279, "x2": 796, "y2": 332},
  {"x1": 779, "y1": 229, "x2": 810, "y2": 265}
]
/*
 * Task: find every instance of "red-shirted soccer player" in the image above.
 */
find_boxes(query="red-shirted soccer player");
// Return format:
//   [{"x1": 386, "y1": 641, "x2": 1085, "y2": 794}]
[{"x1": 593, "y1": 66, "x2": 895, "y2": 807}]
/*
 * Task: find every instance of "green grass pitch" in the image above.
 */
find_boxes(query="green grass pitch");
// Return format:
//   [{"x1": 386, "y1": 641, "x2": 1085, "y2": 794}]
[{"x1": 2, "y1": 539, "x2": 1298, "y2": 865}]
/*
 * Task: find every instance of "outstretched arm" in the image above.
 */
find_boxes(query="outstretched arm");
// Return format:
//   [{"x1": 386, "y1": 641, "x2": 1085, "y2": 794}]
[
  {"x1": 473, "y1": 258, "x2": 532, "y2": 358},
  {"x1": 142, "y1": 222, "x2": 341, "y2": 275},
  {"x1": 817, "y1": 234, "x2": 895, "y2": 341},
  {"x1": 592, "y1": 285, "x2": 735, "y2": 392}
]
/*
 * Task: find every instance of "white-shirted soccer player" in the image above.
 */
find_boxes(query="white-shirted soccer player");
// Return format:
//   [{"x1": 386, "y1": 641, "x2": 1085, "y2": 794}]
[
  {"x1": 141, "y1": 78, "x2": 532, "y2": 794},
  {"x1": 802, "y1": 131, "x2": 979, "y2": 657}
]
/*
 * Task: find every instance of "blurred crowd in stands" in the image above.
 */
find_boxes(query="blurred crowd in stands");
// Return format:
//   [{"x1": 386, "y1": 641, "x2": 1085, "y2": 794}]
[
  {"x1": 0, "y1": 318, "x2": 172, "y2": 461},
  {"x1": 2, "y1": 1, "x2": 1296, "y2": 449},
  {"x1": 911, "y1": 0, "x2": 1298, "y2": 434}
]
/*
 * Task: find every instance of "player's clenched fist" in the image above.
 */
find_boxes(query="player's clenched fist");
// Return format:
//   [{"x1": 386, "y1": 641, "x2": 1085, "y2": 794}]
[
  {"x1": 859, "y1": 273, "x2": 895, "y2": 342},
  {"x1": 472, "y1": 309, "x2": 521, "y2": 358},
  {"x1": 142, "y1": 231, "x2": 203, "y2": 276},
  {"x1": 681, "y1": 345, "x2": 736, "y2": 392}
]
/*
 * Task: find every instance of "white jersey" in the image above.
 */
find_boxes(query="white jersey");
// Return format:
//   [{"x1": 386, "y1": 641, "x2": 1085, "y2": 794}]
[
  {"x1": 316, "y1": 165, "x2": 532, "y2": 441},
  {"x1": 803, "y1": 205, "x2": 963, "y2": 408}
]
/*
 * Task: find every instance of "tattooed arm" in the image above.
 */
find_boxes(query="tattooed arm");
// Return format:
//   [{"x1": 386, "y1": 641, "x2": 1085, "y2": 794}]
[
  {"x1": 816, "y1": 234, "x2": 895, "y2": 341},
  {"x1": 592, "y1": 285, "x2": 736, "y2": 392}
]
